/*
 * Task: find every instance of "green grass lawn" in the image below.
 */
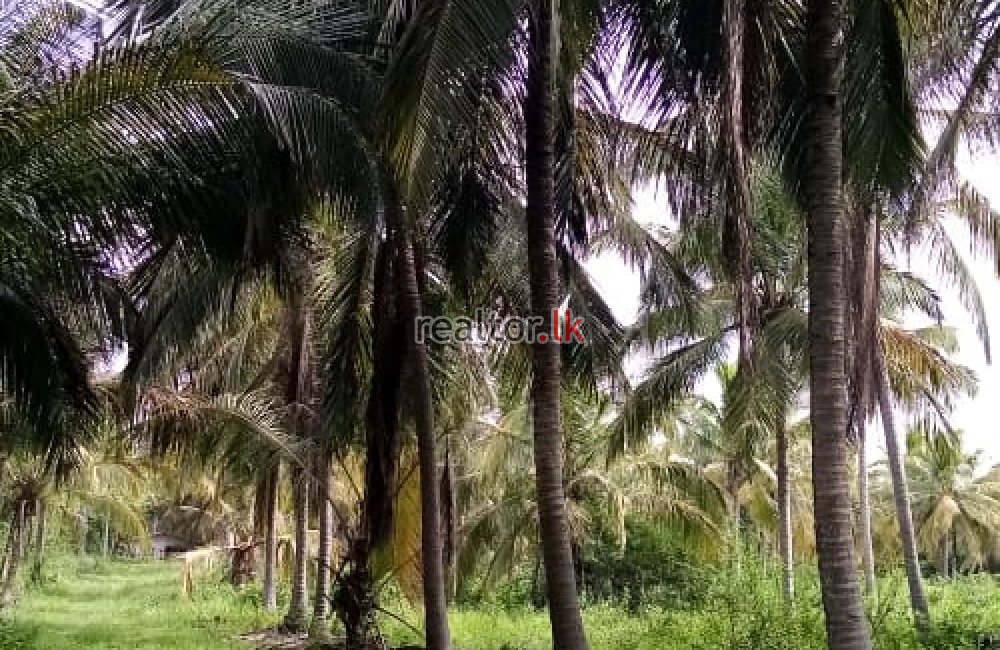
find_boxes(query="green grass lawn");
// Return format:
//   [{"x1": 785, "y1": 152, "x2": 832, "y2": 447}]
[
  {"x1": 0, "y1": 558, "x2": 277, "y2": 650},
  {"x1": 3, "y1": 558, "x2": 1000, "y2": 649}
]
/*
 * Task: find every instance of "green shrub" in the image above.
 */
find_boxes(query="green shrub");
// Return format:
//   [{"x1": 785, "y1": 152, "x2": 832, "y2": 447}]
[{"x1": 579, "y1": 517, "x2": 710, "y2": 611}]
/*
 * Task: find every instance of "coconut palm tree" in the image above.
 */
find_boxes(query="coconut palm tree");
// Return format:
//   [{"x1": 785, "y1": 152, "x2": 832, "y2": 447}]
[
  {"x1": 454, "y1": 385, "x2": 725, "y2": 596},
  {"x1": 521, "y1": 0, "x2": 589, "y2": 643},
  {"x1": 897, "y1": 431, "x2": 1000, "y2": 577},
  {"x1": 801, "y1": 1, "x2": 872, "y2": 644}
]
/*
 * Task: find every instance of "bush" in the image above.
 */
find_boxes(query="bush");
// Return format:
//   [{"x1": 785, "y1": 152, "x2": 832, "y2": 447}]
[
  {"x1": 579, "y1": 517, "x2": 710, "y2": 611},
  {"x1": 398, "y1": 565, "x2": 1000, "y2": 649}
]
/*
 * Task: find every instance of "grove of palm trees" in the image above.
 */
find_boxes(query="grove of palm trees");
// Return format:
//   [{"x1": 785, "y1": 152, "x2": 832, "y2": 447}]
[{"x1": 2, "y1": 0, "x2": 1000, "y2": 648}]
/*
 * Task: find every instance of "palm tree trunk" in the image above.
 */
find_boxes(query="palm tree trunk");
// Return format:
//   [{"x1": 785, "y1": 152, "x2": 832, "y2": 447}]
[
  {"x1": 278, "y1": 270, "x2": 313, "y2": 631},
  {"x1": 283, "y1": 467, "x2": 310, "y2": 632},
  {"x1": 30, "y1": 500, "x2": 45, "y2": 583},
  {"x1": 102, "y1": 517, "x2": 110, "y2": 558},
  {"x1": 937, "y1": 541, "x2": 949, "y2": 579},
  {"x1": 726, "y1": 463, "x2": 743, "y2": 569},
  {"x1": 776, "y1": 416, "x2": 794, "y2": 601},
  {"x1": 338, "y1": 537, "x2": 377, "y2": 648},
  {"x1": 876, "y1": 350, "x2": 931, "y2": 631},
  {"x1": 722, "y1": 0, "x2": 756, "y2": 371},
  {"x1": 77, "y1": 510, "x2": 87, "y2": 558},
  {"x1": 254, "y1": 475, "x2": 268, "y2": 542},
  {"x1": 21, "y1": 512, "x2": 33, "y2": 563},
  {"x1": 312, "y1": 447, "x2": 333, "y2": 627},
  {"x1": 1, "y1": 501, "x2": 26, "y2": 605},
  {"x1": 0, "y1": 509, "x2": 16, "y2": 582},
  {"x1": 525, "y1": 2, "x2": 588, "y2": 648},
  {"x1": 804, "y1": 0, "x2": 873, "y2": 646},
  {"x1": 391, "y1": 200, "x2": 451, "y2": 650},
  {"x1": 442, "y1": 435, "x2": 458, "y2": 601},
  {"x1": 263, "y1": 465, "x2": 279, "y2": 611},
  {"x1": 857, "y1": 429, "x2": 876, "y2": 597},
  {"x1": 253, "y1": 474, "x2": 267, "y2": 575}
]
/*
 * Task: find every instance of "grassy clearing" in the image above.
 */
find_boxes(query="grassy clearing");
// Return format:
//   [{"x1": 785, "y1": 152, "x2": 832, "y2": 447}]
[
  {"x1": 0, "y1": 558, "x2": 278, "y2": 650},
  {"x1": 2, "y1": 558, "x2": 1000, "y2": 649},
  {"x1": 380, "y1": 570, "x2": 1000, "y2": 649}
]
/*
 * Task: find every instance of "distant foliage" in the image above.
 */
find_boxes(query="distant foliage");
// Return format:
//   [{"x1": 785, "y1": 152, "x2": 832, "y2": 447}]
[
  {"x1": 382, "y1": 562, "x2": 1000, "y2": 649},
  {"x1": 578, "y1": 517, "x2": 710, "y2": 611}
]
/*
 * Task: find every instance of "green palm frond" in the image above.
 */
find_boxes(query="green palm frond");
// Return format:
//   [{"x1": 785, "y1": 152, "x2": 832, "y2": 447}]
[
  {"x1": 881, "y1": 322, "x2": 978, "y2": 420},
  {"x1": 879, "y1": 268, "x2": 944, "y2": 321},
  {"x1": 843, "y1": 0, "x2": 924, "y2": 194},
  {"x1": 609, "y1": 335, "x2": 729, "y2": 458},
  {"x1": 137, "y1": 386, "x2": 303, "y2": 472},
  {"x1": 381, "y1": 0, "x2": 524, "y2": 209},
  {"x1": 920, "y1": 219, "x2": 991, "y2": 359}
]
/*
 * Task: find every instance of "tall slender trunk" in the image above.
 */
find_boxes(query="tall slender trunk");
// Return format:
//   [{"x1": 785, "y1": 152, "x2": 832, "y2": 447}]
[
  {"x1": 804, "y1": 0, "x2": 872, "y2": 646},
  {"x1": 722, "y1": 0, "x2": 756, "y2": 372},
  {"x1": 937, "y1": 540, "x2": 950, "y2": 579},
  {"x1": 857, "y1": 428, "x2": 876, "y2": 597},
  {"x1": 312, "y1": 447, "x2": 333, "y2": 627},
  {"x1": 391, "y1": 197, "x2": 450, "y2": 650},
  {"x1": 951, "y1": 530, "x2": 958, "y2": 576},
  {"x1": 726, "y1": 463, "x2": 743, "y2": 567},
  {"x1": 342, "y1": 236, "x2": 403, "y2": 646},
  {"x1": 282, "y1": 285, "x2": 313, "y2": 633},
  {"x1": 102, "y1": 517, "x2": 110, "y2": 558},
  {"x1": 876, "y1": 349, "x2": 931, "y2": 632},
  {"x1": 263, "y1": 465, "x2": 279, "y2": 611},
  {"x1": 283, "y1": 467, "x2": 310, "y2": 631},
  {"x1": 77, "y1": 510, "x2": 87, "y2": 558},
  {"x1": 0, "y1": 510, "x2": 15, "y2": 582},
  {"x1": 776, "y1": 416, "x2": 794, "y2": 601},
  {"x1": 525, "y1": 2, "x2": 588, "y2": 648},
  {"x1": 1, "y1": 501, "x2": 25, "y2": 605},
  {"x1": 338, "y1": 537, "x2": 376, "y2": 648},
  {"x1": 253, "y1": 474, "x2": 267, "y2": 578},
  {"x1": 254, "y1": 475, "x2": 268, "y2": 542},
  {"x1": 30, "y1": 500, "x2": 45, "y2": 583},
  {"x1": 442, "y1": 434, "x2": 458, "y2": 601},
  {"x1": 21, "y1": 513, "x2": 33, "y2": 563}
]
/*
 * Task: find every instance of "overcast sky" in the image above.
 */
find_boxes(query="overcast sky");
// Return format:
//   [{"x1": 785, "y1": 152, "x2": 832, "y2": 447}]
[{"x1": 585, "y1": 148, "x2": 1000, "y2": 468}]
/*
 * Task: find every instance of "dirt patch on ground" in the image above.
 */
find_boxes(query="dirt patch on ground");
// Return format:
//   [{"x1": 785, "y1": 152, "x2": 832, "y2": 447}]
[
  {"x1": 238, "y1": 629, "x2": 309, "y2": 649},
  {"x1": 239, "y1": 628, "x2": 423, "y2": 650}
]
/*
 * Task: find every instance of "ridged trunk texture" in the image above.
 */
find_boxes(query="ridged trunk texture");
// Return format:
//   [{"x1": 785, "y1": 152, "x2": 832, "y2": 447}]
[
  {"x1": 0, "y1": 514, "x2": 13, "y2": 581},
  {"x1": 262, "y1": 465, "x2": 279, "y2": 611},
  {"x1": 77, "y1": 511, "x2": 87, "y2": 557},
  {"x1": 391, "y1": 198, "x2": 451, "y2": 650},
  {"x1": 876, "y1": 348, "x2": 931, "y2": 633},
  {"x1": 336, "y1": 538, "x2": 376, "y2": 648},
  {"x1": 722, "y1": 0, "x2": 756, "y2": 371},
  {"x1": 282, "y1": 283, "x2": 313, "y2": 633},
  {"x1": 30, "y1": 500, "x2": 45, "y2": 583},
  {"x1": 525, "y1": 1, "x2": 588, "y2": 648},
  {"x1": 283, "y1": 466, "x2": 310, "y2": 632},
  {"x1": 21, "y1": 514, "x2": 33, "y2": 563},
  {"x1": 1, "y1": 501, "x2": 25, "y2": 605},
  {"x1": 312, "y1": 447, "x2": 333, "y2": 626},
  {"x1": 442, "y1": 435, "x2": 458, "y2": 601},
  {"x1": 804, "y1": 0, "x2": 873, "y2": 646},
  {"x1": 776, "y1": 417, "x2": 794, "y2": 601},
  {"x1": 857, "y1": 428, "x2": 876, "y2": 597},
  {"x1": 345, "y1": 235, "x2": 403, "y2": 648}
]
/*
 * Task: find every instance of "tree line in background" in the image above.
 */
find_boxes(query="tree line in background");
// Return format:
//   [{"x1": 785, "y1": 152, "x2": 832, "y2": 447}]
[{"x1": 0, "y1": 0, "x2": 999, "y2": 649}]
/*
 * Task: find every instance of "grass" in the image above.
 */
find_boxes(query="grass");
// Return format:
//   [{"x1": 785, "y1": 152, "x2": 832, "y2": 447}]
[
  {"x1": 0, "y1": 557, "x2": 278, "y2": 650},
  {"x1": 2, "y1": 557, "x2": 1000, "y2": 649},
  {"x1": 377, "y1": 569, "x2": 1000, "y2": 649}
]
